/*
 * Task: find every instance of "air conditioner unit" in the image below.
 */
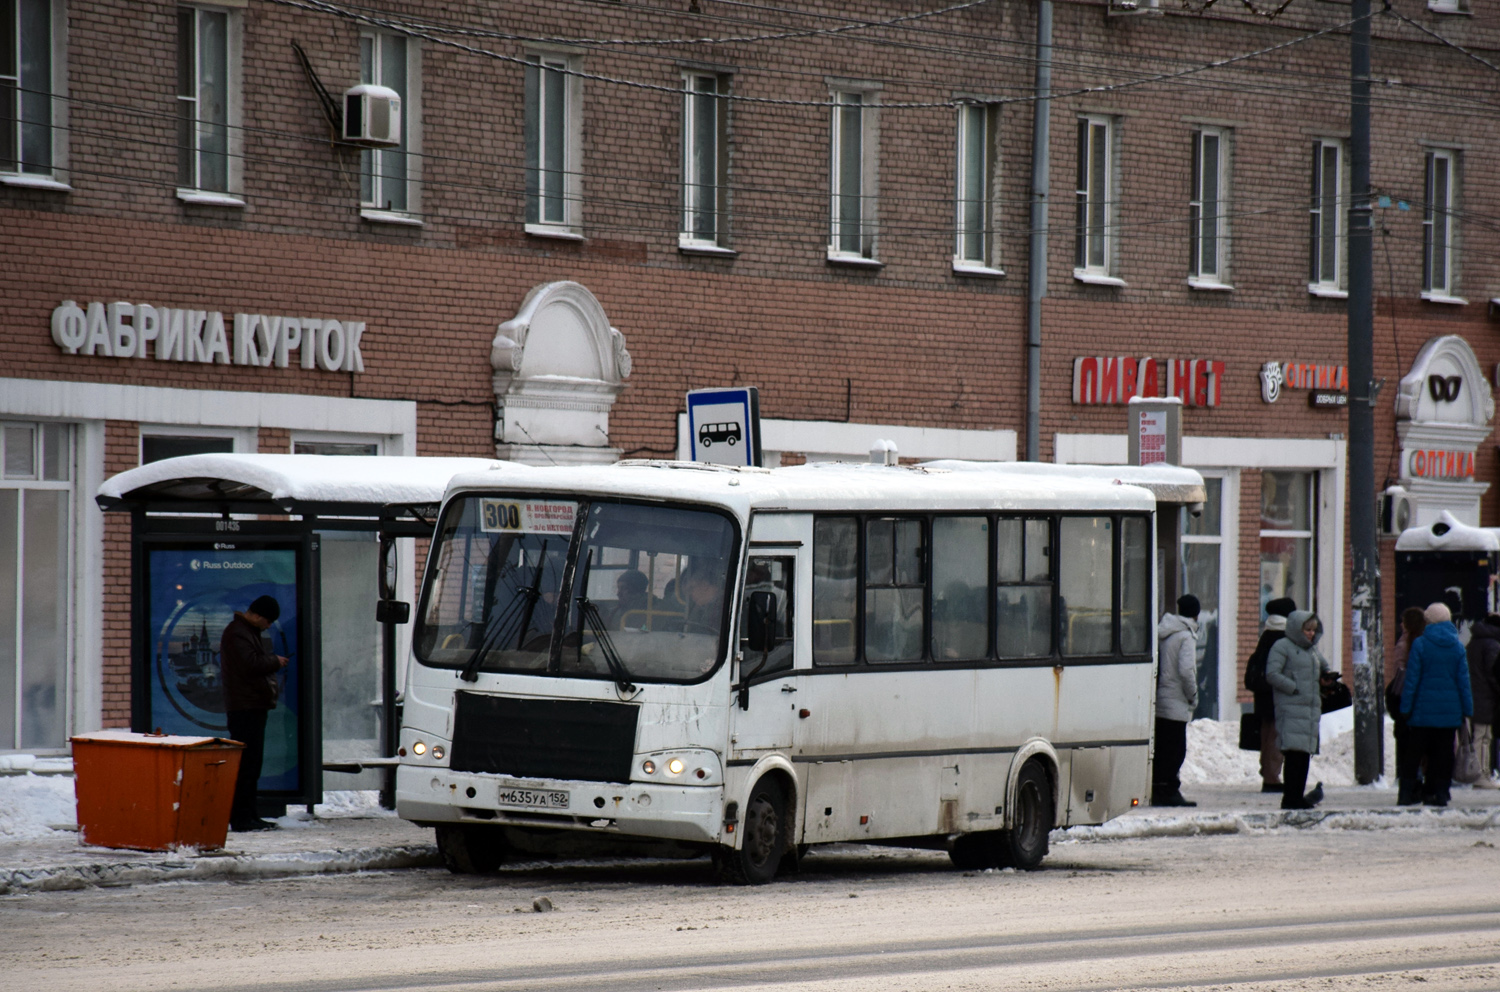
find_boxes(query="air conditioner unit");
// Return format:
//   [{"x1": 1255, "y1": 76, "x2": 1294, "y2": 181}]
[
  {"x1": 342, "y1": 84, "x2": 402, "y2": 147},
  {"x1": 1380, "y1": 485, "x2": 1414, "y2": 537}
]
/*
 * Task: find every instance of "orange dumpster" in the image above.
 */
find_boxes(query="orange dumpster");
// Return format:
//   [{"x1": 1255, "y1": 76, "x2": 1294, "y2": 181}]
[{"x1": 71, "y1": 730, "x2": 244, "y2": 852}]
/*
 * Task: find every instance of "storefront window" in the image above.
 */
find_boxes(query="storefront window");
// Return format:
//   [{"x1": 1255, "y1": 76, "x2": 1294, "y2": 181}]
[
  {"x1": 1183, "y1": 476, "x2": 1223, "y2": 719},
  {"x1": 1, "y1": 421, "x2": 73, "y2": 751},
  {"x1": 1259, "y1": 471, "x2": 1315, "y2": 619}
]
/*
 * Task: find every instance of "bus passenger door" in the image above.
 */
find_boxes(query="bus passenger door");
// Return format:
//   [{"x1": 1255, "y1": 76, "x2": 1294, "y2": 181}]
[{"x1": 729, "y1": 554, "x2": 800, "y2": 754}]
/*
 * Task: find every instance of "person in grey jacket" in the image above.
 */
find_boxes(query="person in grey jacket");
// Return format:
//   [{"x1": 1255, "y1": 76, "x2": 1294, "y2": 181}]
[
  {"x1": 1153, "y1": 594, "x2": 1200, "y2": 807},
  {"x1": 1265, "y1": 610, "x2": 1334, "y2": 810}
]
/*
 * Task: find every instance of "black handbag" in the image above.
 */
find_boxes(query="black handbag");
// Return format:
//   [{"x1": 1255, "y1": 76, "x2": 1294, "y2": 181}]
[
  {"x1": 1238, "y1": 710, "x2": 1262, "y2": 751},
  {"x1": 1321, "y1": 675, "x2": 1352, "y2": 713}
]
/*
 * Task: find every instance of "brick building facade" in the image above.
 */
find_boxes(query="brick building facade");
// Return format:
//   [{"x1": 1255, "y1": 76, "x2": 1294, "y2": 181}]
[{"x1": 3, "y1": 0, "x2": 1498, "y2": 756}]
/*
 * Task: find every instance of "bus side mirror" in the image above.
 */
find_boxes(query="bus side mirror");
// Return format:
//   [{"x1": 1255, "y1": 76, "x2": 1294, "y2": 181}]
[
  {"x1": 745, "y1": 591, "x2": 776, "y2": 652},
  {"x1": 376, "y1": 599, "x2": 411, "y2": 624}
]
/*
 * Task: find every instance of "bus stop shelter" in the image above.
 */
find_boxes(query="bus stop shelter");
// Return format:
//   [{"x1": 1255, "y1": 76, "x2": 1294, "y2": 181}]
[{"x1": 97, "y1": 454, "x2": 521, "y2": 812}]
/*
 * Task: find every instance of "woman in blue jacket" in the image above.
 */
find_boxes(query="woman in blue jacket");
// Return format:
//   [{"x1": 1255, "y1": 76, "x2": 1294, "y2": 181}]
[{"x1": 1400, "y1": 602, "x2": 1474, "y2": 807}]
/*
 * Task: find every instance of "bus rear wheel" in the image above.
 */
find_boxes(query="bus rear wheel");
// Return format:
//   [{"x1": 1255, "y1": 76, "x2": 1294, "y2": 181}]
[
  {"x1": 998, "y1": 762, "x2": 1052, "y2": 870},
  {"x1": 436, "y1": 824, "x2": 505, "y2": 874},
  {"x1": 714, "y1": 779, "x2": 787, "y2": 885}
]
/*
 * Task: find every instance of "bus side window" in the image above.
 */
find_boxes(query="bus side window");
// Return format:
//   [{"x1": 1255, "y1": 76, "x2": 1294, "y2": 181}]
[
  {"x1": 997, "y1": 517, "x2": 1052, "y2": 658},
  {"x1": 813, "y1": 517, "x2": 858, "y2": 665},
  {"x1": 741, "y1": 556, "x2": 795, "y2": 675},
  {"x1": 1060, "y1": 516, "x2": 1113, "y2": 656},
  {"x1": 932, "y1": 516, "x2": 988, "y2": 660},
  {"x1": 1119, "y1": 516, "x2": 1151, "y2": 654},
  {"x1": 865, "y1": 517, "x2": 924, "y2": 663}
]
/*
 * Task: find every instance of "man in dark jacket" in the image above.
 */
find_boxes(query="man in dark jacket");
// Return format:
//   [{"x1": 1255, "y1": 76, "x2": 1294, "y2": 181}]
[
  {"x1": 221, "y1": 595, "x2": 288, "y2": 832},
  {"x1": 1467, "y1": 614, "x2": 1500, "y2": 788},
  {"x1": 1246, "y1": 597, "x2": 1296, "y2": 793}
]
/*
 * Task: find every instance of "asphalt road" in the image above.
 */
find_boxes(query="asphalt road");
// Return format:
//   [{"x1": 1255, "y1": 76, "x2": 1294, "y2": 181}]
[{"x1": 5, "y1": 829, "x2": 1499, "y2": 992}]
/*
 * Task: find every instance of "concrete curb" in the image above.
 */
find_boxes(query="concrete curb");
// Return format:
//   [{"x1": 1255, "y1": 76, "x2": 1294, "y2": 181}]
[
  {"x1": 1060, "y1": 805, "x2": 1500, "y2": 842},
  {"x1": 0, "y1": 842, "x2": 441, "y2": 894}
]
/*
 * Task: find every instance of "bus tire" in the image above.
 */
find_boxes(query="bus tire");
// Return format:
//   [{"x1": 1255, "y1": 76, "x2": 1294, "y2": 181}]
[
  {"x1": 714, "y1": 779, "x2": 787, "y2": 885},
  {"x1": 948, "y1": 831, "x2": 999, "y2": 870},
  {"x1": 436, "y1": 825, "x2": 505, "y2": 874},
  {"x1": 999, "y1": 761, "x2": 1052, "y2": 870}
]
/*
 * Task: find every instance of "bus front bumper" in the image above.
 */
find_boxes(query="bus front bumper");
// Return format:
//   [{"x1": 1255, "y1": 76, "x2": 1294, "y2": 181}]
[{"x1": 396, "y1": 764, "x2": 725, "y2": 844}]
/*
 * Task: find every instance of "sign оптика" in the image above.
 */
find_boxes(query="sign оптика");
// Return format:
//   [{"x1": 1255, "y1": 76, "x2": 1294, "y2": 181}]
[{"x1": 51, "y1": 301, "x2": 367, "y2": 373}]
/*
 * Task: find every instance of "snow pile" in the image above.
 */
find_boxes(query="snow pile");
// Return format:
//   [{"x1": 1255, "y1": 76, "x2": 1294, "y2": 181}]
[
  {"x1": 0, "y1": 774, "x2": 76, "y2": 840},
  {"x1": 1181, "y1": 710, "x2": 1397, "y2": 788},
  {"x1": 275, "y1": 790, "x2": 394, "y2": 827}
]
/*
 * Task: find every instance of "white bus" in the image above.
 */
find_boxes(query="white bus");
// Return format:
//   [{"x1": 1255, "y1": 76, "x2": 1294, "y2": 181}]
[{"x1": 396, "y1": 459, "x2": 1198, "y2": 883}]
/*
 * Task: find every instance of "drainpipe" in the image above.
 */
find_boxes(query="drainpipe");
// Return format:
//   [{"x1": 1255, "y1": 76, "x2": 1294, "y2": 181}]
[{"x1": 1025, "y1": 0, "x2": 1052, "y2": 462}]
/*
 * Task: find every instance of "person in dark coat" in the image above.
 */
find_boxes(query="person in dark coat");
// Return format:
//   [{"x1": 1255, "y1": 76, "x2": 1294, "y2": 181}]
[
  {"x1": 1387, "y1": 607, "x2": 1427, "y2": 805},
  {"x1": 1400, "y1": 602, "x2": 1474, "y2": 807},
  {"x1": 221, "y1": 595, "x2": 289, "y2": 832},
  {"x1": 1246, "y1": 597, "x2": 1297, "y2": 793},
  {"x1": 1265, "y1": 610, "x2": 1333, "y2": 810},
  {"x1": 1466, "y1": 613, "x2": 1500, "y2": 788}
]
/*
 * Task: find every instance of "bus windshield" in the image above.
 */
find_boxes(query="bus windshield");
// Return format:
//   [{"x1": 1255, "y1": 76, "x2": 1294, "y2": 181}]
[{"x1": 414, "y1": 495, "x2": 739, "y2": 683}]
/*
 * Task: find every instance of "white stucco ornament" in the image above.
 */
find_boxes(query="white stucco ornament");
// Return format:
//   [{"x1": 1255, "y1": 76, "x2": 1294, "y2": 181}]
[
  {"x1": 1394, "y1": 334, "x2": 1493, "y2": 527},
  {"x1": 490, "y1": 282, "x2": 631, "y2": 465}
]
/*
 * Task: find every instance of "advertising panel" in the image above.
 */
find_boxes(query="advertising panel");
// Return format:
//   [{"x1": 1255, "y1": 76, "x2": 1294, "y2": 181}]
[{"x1": 143, "y1": 542, "x2": 304, "y2": 794}]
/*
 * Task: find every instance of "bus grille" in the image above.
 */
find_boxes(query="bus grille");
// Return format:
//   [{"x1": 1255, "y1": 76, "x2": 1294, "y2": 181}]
[{"x1": 449, "y1": 693, "x2": 639, "y2": 784}]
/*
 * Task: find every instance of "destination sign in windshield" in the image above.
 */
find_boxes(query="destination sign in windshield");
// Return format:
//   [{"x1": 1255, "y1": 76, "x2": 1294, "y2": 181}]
[{"x1": 479, "y1": 498, "x2": 576, "y2": 535}]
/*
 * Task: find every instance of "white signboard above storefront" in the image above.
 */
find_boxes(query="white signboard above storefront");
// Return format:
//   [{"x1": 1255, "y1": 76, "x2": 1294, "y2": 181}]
[{"x1": 50, "y1": 300, "x2": 367, "y2": 373}]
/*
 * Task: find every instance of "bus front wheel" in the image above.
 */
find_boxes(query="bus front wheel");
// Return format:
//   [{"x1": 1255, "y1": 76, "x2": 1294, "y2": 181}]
[
  {"x1": 436, "y1": 825, "x2": 505, "y2": 874},
  {"x1": 998, "y1": 762, "x2": 1052, "y2": 870},
  {"x1": 714, "y1": 779, "x2": 787, "y2": 885}
]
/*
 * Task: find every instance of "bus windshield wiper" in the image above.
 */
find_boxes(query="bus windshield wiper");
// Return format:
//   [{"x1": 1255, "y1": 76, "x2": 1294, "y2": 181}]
[
  {"x1": 575, "y1": 550, "x2": 635, "y2": 694},
  {"x1": 459, "y1": 541, "x2": 549, "y2": 683}
]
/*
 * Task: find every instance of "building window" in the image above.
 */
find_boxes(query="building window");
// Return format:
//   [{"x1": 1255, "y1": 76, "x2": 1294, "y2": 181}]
[
  {"x1": 829, "y1": 89, "x2": 877, "y2": 262},
  {"x1": 360, "y1": 32, "x2": 415, "y2": 216},
  {"x1": 140, "y1": 433, "x2": 234, "y2": 464},
  {"x1": 1422, "y1": 149, "x2": 1457, "y2": 299},
  {"x1": 1428, "y1": 0, "x2": 1469, "y2": 12},
  {"x1": 681, "y1": 72, "x2": 729, "y2": 250},
  {"x1": 1074, "y1": 116, "x2": 1114, "y2": 281},
  {"x1": 1308, "y1": 140, "x2": 1343, "y2": 295},
  {"x1": 1, "y1": 421, "x2": 72, "y2": 750},
  {"x1": 525, "y1": 54, "x2": 580, "y2": 235},
  {"x1": 1188, "y1": 128, "x2": 1228, "y2": 286},
  {"x1": 1259, "y1": 471, "x2": 1315, "y2": 619},
  {"x1": 293, "y1": 440, "x2": 378, "y2": 456},
  {"x1": 1181, "y1": 476, "x2": 1223, "y2": 719},
  {"x1": 1, "y1": 0, "x2": 58, "y2": 179},
  {"x1": 176, "y1": 5, "x2": 239, "y2": 198},
  {"x1": 954, "y1": 104, "x2": 997, "y2": 272}
]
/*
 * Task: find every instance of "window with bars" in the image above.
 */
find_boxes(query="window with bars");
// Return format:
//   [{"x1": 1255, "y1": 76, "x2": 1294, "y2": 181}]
[
  {"x1": 954, "y1": 104, "x2": 996, "y2": 271},
  {"x1": 1308, "y1": 140, "x2": 1343, "y2": 293},
  {"x1": 0, "y1": 0, "x2": 55, "y2": 178},
  {"x1": 360, "y1": 32, "x2": 414, "y2": 215},
  {"x1": 681, "y1": 72, "x2": 730, "y2": 249},
  {"x1": 176, "y1": 5, "x2": 232, "y2": 195},
  {"x1": 1423, "y1": 149, "x2": 1457, "y2": 299},
  {"x1": 525, "y1": 54, "x2": 579, "y2": 233},
  {"x1": 1188, "y1": 128, "x2": 1228, "y2": 285},
  {"x1": 1074, "y1": 116, "x2": 1113, "y2": 278},
  {"x1": 829, "y1": 89, "x2": 877, "y2": 261}
]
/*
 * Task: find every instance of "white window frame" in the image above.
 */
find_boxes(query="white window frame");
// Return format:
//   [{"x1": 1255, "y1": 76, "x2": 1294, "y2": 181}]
[
  {"x1": 1308, "y1": 139, "x2": 1345, "y2": 298},
  {"x1": 1074, "y1": 115, "x2": 1121, "y2": 286},
  {"x1": 525, "y1": 52, "x2": 583, "y2": 240},
  {"x1": 0, "y1": 0, "x2": 68, "y2": 190},
  {"x1": 0, "y1": 419, "x2": 75, "y2": 751},
  {"x1": 1188, "y1": 127, "x2": 1230, "y2": 290},
  {"x1": 1428, "y1": 0, "x2": 1469, "y2": 13},
  {"x1": 954, "y1": 103, "x2": 1000, "y2": 276},
  {"x1": 680, "y1": 71, "x2": 732, "y2": 254},
  {"x1": 176, "y1": 4, "x2": 243, "y2": 206},
  {"x1": 1422, "y1": 148, "x2": 1461, "y2": 303},
  {"x1": 827, "y1": 86, "x2": 880, "y2": 266},
  {"x1": 359, "y1": 30, "x2": 421, "y2": 225}
]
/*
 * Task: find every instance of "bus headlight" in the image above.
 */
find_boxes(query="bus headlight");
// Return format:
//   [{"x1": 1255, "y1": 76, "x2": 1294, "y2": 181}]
[
  {"x1": 431, "y1": 745, "x2": 445, "y2": 761},
  {"x1": 666, "y1": 758, "x2": 685, "y2": 777},
  {"x1": 412, "y1": 741, "x2": 427, "y2": 756},
  {"x1": 642, "y1": 759, "x2": 656, "y2": 775},
  {"x1": 634, "y1": 750, "x2": 721, "y2": 785}
]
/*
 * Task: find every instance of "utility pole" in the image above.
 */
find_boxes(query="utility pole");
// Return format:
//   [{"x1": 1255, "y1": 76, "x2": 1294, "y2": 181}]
[
  {"x1": 1025, "y1": 0, "x2": 1052, "y2": 462},
  {"x1": 1348, "y1": 0, "x2": 1383, "y2": 784}
]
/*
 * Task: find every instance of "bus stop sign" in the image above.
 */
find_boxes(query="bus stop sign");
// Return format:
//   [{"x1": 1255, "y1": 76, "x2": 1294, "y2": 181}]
[{"x1": 687, "y1": 387, "x2": 762, "y2": 467}]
